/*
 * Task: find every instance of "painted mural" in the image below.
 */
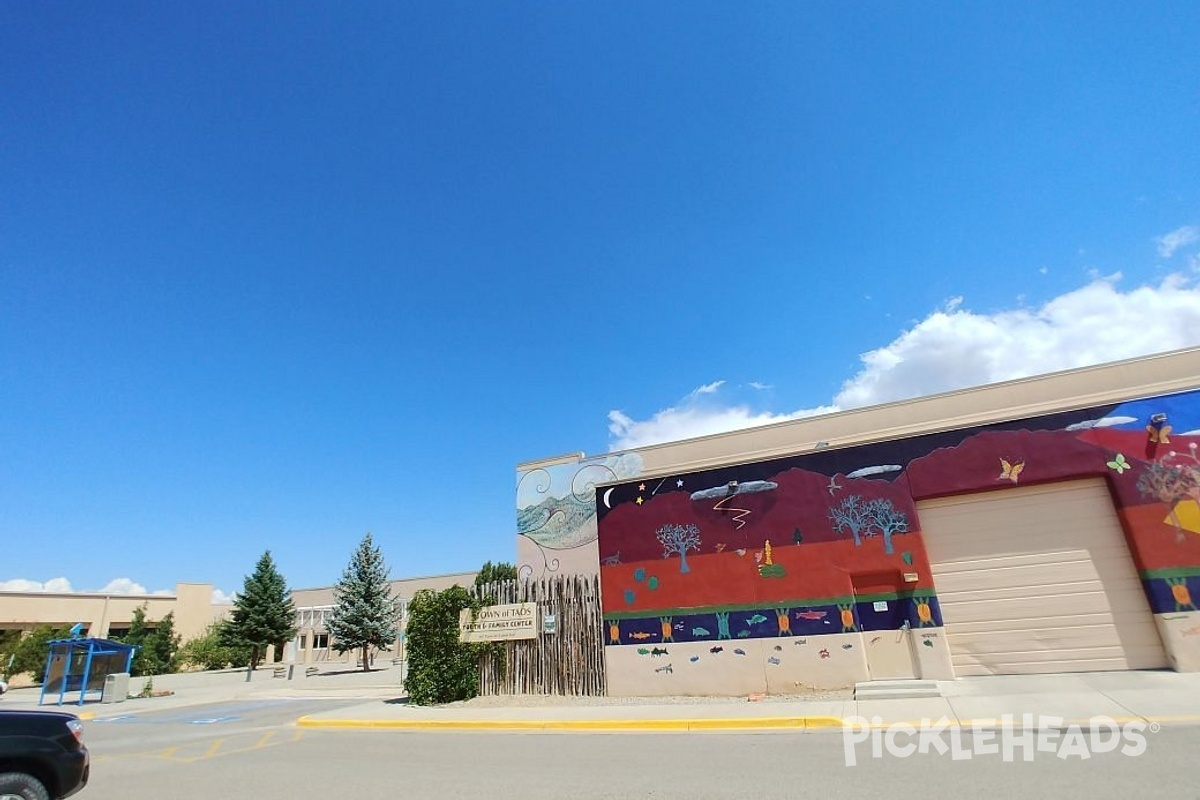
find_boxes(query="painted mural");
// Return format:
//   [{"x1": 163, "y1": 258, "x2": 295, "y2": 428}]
[
  {"x1": 597, "y1": 388, "x2": 1200, "y2": 693},
  {"x1": 516, "y1": 451, "x2": 644, "y2": 581}
]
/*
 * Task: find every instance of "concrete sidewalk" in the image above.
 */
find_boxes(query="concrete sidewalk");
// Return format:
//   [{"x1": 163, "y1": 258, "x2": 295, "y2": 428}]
[
  {"x1": 6, "y1": 665, "x2": 1200, "y2": 733},
  {"x1": 293, "y1": 670, "x2": 1200, "y2": 733}
]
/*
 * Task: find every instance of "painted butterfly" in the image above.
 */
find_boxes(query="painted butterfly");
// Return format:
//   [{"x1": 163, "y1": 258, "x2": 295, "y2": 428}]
[{"x1": 1107, "y1": 453, "x2": 1131, "y2": 474}]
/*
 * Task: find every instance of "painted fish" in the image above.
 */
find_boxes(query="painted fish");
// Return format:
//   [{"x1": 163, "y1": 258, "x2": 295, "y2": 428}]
[
  {"x1": 692, "y1": 627, "x2": 711, "y2": 636},
  {"x1": 870, "y1": 637, "x2": 882, "y2": 645},
  {"x1": 710, "y1": 646, "x2": 724, "y2": 654},
  {"x1": 773, "y1": 645, "x2": 782, "y2": 651},
  {"x1": 767, "y1": 657, "x2": 781, "y2": 665},
  {"x1": 746, "y1": 614, "x2": 768, "y2": 625},
  {"x1": 689, "y1": 656, "x2": 700, "y2": 663},
  {"x1": 736, "y1": 630, "x2": 750, "y2": 638},
  {"x1": 655, "y1": 663, "x2": 673, "y2": 674},
  {"x1": 629, "y1": 632, "x2": 653, "y2": 640},
  {"x1": 819, "y1": 648, "x2": 830, "y2": 659},
  {"x1": 675, "y1": 623, "x2": 684, "y2": 630},
  {"x1": 735, "y1": 549, "x2": 747, "y2": 557},
  {"x1": 795, "y1": 611, "x2": 828, "y2": 620},
  {"x1": 637, "y1": 648, "x2": 650, "y2": 655},
  {"x1": 842, "y1": 644, "x2": 853, "y2": 650},
  {"x1": 650, "y1": 647, "x2": 669, "y2": 657},
  {"x1": 734, "y1": 648, "x2": 746, "y2": 656}
]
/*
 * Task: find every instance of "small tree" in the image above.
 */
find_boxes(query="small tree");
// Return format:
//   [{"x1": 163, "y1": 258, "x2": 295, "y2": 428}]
[
  {"x1": 864, "y1": 498, "x2": 910, "y2": 555},
  {"x1": 179, "y1": 622, "x2": 249, "y2": 671},
  {"x1": 830, "y1": 495, "x2": 871, "y2": 546},
  {"x1": 4, "y1": 625, "x2": 69, "y2": 683},
  {"x1": 473, "y1": 560, "x2": 517, "y2": 589},
  {"x1": 404, "y1": 585, "x2": 478, "y2": 705},
  {"x1": 223, "y1": 551, "x2": 297, "y2": 670},
  {"x1": 327, "y1": 533, "x2": 400, "y2": 671},
  {"x1": 119, "y1": 604, "x2": 175, "y2": 677},
  {"x1": 655, "y1": 523, "x2": 702, "y2": 573}
]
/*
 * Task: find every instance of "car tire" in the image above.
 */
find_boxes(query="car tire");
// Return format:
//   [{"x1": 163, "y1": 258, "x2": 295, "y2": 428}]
[{"x1": 0, "y1": 772, "x2": 51, "y2": 800}]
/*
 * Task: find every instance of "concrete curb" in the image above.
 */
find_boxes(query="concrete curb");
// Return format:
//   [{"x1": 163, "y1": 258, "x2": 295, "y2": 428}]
[
  {"x1": 842, "y1": 715, "x2": 1200, "y2": 732},
  {"x1": 294, "y1": 715, "x2": 845, "y2": 732},
  {"x1": 292, "y1": 714, "x2": 1200, "y2": 734}
]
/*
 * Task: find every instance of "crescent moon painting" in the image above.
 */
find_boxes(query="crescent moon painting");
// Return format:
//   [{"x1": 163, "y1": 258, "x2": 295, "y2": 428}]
[{"x1": 602, "y1": 487, "x2": 615, "y2": 508}]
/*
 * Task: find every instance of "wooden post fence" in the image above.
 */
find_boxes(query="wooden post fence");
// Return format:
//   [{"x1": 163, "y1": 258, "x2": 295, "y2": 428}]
[{"x1": 472, "y1": 574, "x2": 605, "y2": 697}]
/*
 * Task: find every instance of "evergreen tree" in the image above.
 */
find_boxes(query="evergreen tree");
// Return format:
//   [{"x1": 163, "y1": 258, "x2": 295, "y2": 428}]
[
  {"x1": 473, "y1": 560, "x2": 517, "y2": 589},
  {"x1": 223, "y1": 550, "x2": 297, "y2": 670},
  {"x1": 327, "y1": 532, "x2": 399, "y2": 671},
  {"x1": 144, "y1": 612, "x2": 181, "y2": 675},
  {"x1": 472, "y1": 560, "x2": 518, "y2": 604}
]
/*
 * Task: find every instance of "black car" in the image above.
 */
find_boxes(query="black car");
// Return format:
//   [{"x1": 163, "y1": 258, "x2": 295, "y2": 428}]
[{"x1": 0, "y1": 709, "x2": 90, "y2": 799}]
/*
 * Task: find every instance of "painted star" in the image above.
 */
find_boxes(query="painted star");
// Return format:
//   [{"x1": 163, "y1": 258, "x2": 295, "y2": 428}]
[
  {"x1": 676, "y1": 479, "x2": 684, "y2": 488},
  {"x1": 638, "y1": 483, "x2": 646, "y2": 492},
  {"x1": 635, "y1": 496, "x2": 644, "y2": 505}
]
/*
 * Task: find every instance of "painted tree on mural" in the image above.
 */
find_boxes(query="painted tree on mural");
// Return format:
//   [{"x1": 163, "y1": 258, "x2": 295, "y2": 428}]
[
  {"x1": 829, "y1": 495, "x2": 871, "y2": 545},
  {"x1": 1136, "y1": 443, "x2": 1200, "y2": 542},
  {"x1": 864, "y1": 498, "x2": 910, "y2": 555},
  {"x1": 655, "y1": 523, "x2": 702, "y2": 573}
]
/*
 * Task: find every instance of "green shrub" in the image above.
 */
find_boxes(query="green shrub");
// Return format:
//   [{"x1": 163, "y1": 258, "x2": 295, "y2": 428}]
[{"x1": 404, "y1": 585, "x2": 480, "y2": 705}]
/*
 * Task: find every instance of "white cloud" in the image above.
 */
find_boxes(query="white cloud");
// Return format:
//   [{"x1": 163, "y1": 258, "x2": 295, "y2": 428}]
[
  {"x1": 749, "y1": 381, "x2": 772, "y2": 390},
  {"x1": 1, "y1": 577, "x2": 221, "y2": 599},
  {"x1": 98, "y1": 578, "x2": 151, "y2": 595},
  {"x1": 1157, "y1": 225, "x2": 1199, "y2": 258},
  {"x1": 608, "y1": 396, "x2": 838, "y2": 451},
  {"x1": 834, "y1": 272, "x2": 1200, "y2": 410},
  {"x1": 0, "y1": 578, "x2": 74, "y2": 593},
  {"x1": 606, "y1": 273, "x2": 1200, "y2": 449},
  {"x1": 693, "y1": 380, "x2": 725, "y2": 395},
  {"x1": 212, "y1": 588, "x2": 236, "y2": 605}
]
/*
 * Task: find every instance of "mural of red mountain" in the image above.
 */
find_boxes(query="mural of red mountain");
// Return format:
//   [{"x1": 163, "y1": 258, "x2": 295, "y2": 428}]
[
  {"x1": 596, "y1": 467, "x2": 909, "y2": 565},
  {"x1": 905, "y1": 427, "x2": 1112, "y2": 499}
]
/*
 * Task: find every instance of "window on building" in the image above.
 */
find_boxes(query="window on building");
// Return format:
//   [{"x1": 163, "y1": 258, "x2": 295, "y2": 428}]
[
  {"x1": 298, "y1": 635, "x2": 307, "y2": 651},
  {"x1": 313, "y1": 634, "x2": 329, "y2": 649}
]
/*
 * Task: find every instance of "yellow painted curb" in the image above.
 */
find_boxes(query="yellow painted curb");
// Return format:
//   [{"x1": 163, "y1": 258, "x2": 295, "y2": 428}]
[
  {"x1": 847, "y1": 715, "x2": 1200, "y2": 729},
  {"x1": 295, "y1": 715, "x2": 844, "y2": 732}
]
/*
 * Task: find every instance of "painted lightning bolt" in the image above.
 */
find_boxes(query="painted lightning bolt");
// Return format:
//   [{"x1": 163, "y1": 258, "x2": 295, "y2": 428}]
[{"x1": 712, "y1": 494, "x2": 752, "y2": 529}]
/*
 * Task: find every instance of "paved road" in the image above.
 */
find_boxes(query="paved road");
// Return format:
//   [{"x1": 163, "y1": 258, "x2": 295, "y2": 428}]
[{"x1": 78, "y1": 699, "x2": 1199, "y2": 800}]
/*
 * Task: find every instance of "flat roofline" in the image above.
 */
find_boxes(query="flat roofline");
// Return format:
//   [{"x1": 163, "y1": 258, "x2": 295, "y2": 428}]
[
  {"x1": 516, "y1": 451, "x2": 588, "y2": 471},
  {"x1": 605, "y1": 345, "x2": 1200, "y2": 462},
  {"x1": 0, "y1": 590, "x2": 179, "y2": 600},
  {"x1": 291, "y1": 569, "x2": 479, "y2": 593}
]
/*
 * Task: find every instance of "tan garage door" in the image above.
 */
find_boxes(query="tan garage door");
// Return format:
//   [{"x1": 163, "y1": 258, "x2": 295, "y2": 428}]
[{"x1": 917, "y1": 478, "x2": 1166, "y2": 676}]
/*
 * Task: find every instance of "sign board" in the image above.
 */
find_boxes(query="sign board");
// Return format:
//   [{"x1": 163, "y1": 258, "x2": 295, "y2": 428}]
[
  {"x1": 543, "y1": 613, "x2": 557, "y2": 635},
  {"x1": 458, "y1": 602, "x2": 539, "y2": 642},
  {"x1": 873, "y1": 601, "x2": 888, "y2": 612}
]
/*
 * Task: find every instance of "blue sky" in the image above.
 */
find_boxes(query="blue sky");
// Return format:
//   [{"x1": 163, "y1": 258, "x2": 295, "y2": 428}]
[{"x1": 3, "y1": 2, "x2": 1200, "y2": 603}]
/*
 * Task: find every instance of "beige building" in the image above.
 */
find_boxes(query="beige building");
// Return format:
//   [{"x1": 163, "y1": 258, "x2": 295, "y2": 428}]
[
  {"x1": 288, "y1": 570, "x2": 477, "y2": 666},
  {"x1": 0, "y1": 583, "x2": 227, "y2": 643},
  {"x1": 1, "y1": 571, "x2": 482, "y2": 672},
  {"x1": 519, "y1": 347, "x2": 1200, "y2": 697}
]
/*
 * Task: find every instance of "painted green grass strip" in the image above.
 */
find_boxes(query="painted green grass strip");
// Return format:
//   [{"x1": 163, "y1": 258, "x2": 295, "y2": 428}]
[
  {"x1": 1141, "y1": 567, "x2": 1200, "y2": 580},
  {"x1": 603, "y1": 588, "x2": 937, "y2": 621}
]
